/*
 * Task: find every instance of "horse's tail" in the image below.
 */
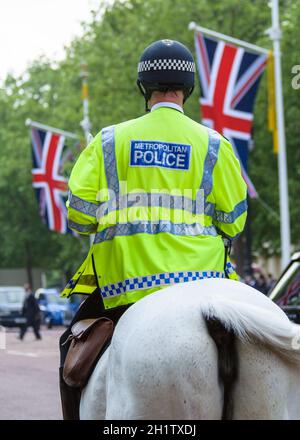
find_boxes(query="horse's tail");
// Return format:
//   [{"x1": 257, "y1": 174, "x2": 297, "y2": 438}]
[
  {"x1": 201, "y1": 297, "x2": 300, "y2": 365},
  {"x1": 205, "y1": 317, "x2": 238, "y2": 420},
  {"x1": 202, "y1": 291, "x2": 300, "y2": 419}
]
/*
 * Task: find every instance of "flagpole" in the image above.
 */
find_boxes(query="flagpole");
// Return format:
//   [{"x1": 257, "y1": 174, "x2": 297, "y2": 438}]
[
  {"x1": 188, "y1": 22, "x2": 269, "y2": 55},
  {"x1": 267, "y1": 0, "x2": 291, "y2": 269},
  {"x1": 80, "y1": 61, "x2": 92, "y2": 145},
  {"x1": 25, "y1": 119, "x2": 78, "y2": 139},
  {"x1": 79, "y1": 62, "x2": 95, "y2": 246}
]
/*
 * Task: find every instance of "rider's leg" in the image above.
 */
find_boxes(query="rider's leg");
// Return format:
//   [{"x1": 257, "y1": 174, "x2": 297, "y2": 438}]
[
  {"x1": 59, "y1": 290, "x2": 131, "y2": 420},
  {"x1": 59, "y1": 290, "x2": 105, "y2": 420}
]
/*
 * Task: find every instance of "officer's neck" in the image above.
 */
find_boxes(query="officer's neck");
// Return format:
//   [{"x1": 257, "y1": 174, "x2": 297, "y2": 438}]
[{"x1": 149, "y1": 91, "x2": 184, "y2": 110}]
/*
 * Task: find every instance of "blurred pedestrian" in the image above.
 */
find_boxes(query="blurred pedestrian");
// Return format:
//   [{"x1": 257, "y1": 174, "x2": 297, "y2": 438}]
[
  {"x1": 244, "y1": 274, "x2": 257, "y2": 289},
  {"x1": 256, "y1": 274, "x2": 268, "y2": 295},
  {"x1": 19, "y1": 284, "x2": 42, "y2": 340},
  {"x1": 267, "y1": 273, "x2": 276, "y2": 291}
]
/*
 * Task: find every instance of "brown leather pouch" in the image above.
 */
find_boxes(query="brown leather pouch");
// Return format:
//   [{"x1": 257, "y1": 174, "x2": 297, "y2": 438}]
[{"x1": 63, "y1": 317, "x2": 114, "y2": 389}]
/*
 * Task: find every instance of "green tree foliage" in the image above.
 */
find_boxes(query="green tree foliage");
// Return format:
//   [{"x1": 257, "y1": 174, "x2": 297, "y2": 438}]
[{"x1": 0, "y1": 0, "x2": 299, "y2": 275}]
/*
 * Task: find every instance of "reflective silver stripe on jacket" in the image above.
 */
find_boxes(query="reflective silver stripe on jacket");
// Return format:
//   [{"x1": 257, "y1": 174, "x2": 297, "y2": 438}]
[
  {"x1": 68, "y1": 219, "x2": 96, "y2": 233},
  {"x1": 200, "y1": 129, "x2": 247, "y2": 224},
  {"x1": 200, "y1": 128, "x2": 221, "y2": 198},
  {"x1": 214, "y1": 199, "x2": 248, "y2": 224},
  {"x1": 101, "y1": 125, "x2": 119, "y2": 193},
  {"x1": 97, "y1": 191, "x2": 205, "y2": 218},
  {"x1": 199, "y1": 128, "x2": 220, "y2": 220},
  {"x1": 68, "y1": 191, "x2": 99, "y2": 218},
  {"x1": 94, "y1": 221, "x2": 218, "y2": 244}
]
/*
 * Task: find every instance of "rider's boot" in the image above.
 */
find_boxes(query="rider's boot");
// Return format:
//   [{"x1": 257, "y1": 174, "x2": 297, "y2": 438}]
[{"x1": 59, "y1": 365, "x2": 81, "y2": 420}]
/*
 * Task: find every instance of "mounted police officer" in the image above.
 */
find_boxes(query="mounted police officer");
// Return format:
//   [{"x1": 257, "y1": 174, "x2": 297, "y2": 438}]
[{"x1": 59, "y1": 39, "x2": 247, "y2": 419}]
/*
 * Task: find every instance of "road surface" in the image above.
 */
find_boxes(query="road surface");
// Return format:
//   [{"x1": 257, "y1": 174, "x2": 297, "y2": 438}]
[{"x1": 0, "y1": 326, "x2": 64, "y2": 420}]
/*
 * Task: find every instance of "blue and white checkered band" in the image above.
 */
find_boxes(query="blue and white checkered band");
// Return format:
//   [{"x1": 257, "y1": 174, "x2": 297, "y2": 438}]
[
  {"x1": 101, "y1": 270, "x2": 225, "y2": 298},
  {"x1": 225, "y1": 261, "x2": 236, "y2": 276},
  {"x1": 138, "y1": 59, "x2": 196, "y2": 73}
]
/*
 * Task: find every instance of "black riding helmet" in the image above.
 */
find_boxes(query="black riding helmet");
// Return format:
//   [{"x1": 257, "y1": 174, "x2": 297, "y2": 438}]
[{"x1": 137, "y1": 39, "x2": 196, "y2": 111}]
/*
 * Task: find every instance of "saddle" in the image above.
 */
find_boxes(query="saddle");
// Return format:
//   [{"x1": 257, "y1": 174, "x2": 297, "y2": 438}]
[{"x1": 63, "y1": 317, "x2": 114, "y2": 389}]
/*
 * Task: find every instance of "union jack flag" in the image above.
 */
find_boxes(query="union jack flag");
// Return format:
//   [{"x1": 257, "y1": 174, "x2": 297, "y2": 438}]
[
  {"x1": 194, "y1": 32, "x2": 268, "y2": 198},
  {"x1": 31, "y1": 127, "x2": 75, "y2": 234}
]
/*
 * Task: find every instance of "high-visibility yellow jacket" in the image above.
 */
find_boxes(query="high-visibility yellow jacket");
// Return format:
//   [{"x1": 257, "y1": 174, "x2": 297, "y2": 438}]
[{"x1": 62, "y1": 103, "x2": 247, "y2": 309}]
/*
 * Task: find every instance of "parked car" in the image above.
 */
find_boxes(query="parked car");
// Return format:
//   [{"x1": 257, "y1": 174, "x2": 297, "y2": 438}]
[
  {"x1": 0, "y1": 286, "x2": 26, "y2": 327},
  {"x1": 62, "y1": 294, "x2": 85, "y2": 327},
  {"x1": 35, "y1": 288, "x2": 69, "y2": 328},
  {"x1": 269, "y1": 252, "x2": 300, "y2": 323}
]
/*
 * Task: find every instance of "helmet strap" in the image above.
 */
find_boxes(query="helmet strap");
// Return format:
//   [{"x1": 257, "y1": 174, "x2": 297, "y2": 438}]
[
  {"x1": 137, "y1": 80, "x2": 151, "y2": 112},
  {"x1": 183, "y1": 86, "x2": 194, "y2": 103},
  {"x1": 137, "y1": 80, "x2": 194, "y2": 111}
]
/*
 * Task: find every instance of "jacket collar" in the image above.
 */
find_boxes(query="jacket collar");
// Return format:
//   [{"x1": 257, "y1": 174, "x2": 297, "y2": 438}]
[{"x1": 151, "y1": 101, "x2": 184, "y2": 113}]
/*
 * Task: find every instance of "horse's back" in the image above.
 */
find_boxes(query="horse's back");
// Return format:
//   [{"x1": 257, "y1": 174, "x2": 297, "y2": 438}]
[{"x1": 105, "y1": 286, "x2": 222, "y2": 419}]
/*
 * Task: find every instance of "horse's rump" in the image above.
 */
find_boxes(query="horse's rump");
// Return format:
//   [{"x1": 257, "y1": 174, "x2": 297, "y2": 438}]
[{"x1": 81, "y1": 278, "x2": 300, "y2": 420}]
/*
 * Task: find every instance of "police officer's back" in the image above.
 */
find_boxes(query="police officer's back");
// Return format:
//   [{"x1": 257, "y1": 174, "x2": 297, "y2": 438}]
[{"x1": 63, "y1": 39, "x2": 247, "y2": 309}]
